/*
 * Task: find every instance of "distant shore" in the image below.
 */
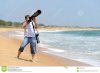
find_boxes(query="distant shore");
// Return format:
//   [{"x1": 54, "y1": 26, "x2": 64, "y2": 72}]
[{"x1": 38, "y1": 26, "x2": 100, "y2": 31}]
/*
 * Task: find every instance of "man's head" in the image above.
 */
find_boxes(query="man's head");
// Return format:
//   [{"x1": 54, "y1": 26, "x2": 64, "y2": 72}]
[{"x1": 25, "y1": 15, "x2": 30, "y2": 21}]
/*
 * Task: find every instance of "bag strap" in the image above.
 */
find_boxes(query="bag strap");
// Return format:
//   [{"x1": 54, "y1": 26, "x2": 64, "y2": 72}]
[
  {"x1": 32, "y1": 22, "x2": 38, "y2": 33},
  {"x1": 32, "y1": 21, "x2": 34, "y2": 29}
]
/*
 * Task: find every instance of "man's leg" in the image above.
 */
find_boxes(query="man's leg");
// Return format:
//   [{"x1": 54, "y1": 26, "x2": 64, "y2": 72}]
[
  {"x1": 30, "y1": 37, "x2": 36, "y2": 62},
  {"x1": 17, "y1": 37, "x2": 29, "y2": 58},
  {"x1": 31, "y1": 54, "x2": 35, "y2": 61},
  {"x1": 17, "y1": 51, "x2": 21, "y2": 59}
]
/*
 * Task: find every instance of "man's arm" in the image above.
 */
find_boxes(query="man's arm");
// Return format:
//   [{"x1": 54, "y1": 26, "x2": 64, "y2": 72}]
[
  {"x1": 33, "y1": 17, "x2": 38, "y2": 29},
  {"x1": 21, "y1": 21, "x2": 27, "y2": 28}
]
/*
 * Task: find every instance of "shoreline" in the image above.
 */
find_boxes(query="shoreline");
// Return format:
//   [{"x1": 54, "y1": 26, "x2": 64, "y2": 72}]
[
  {"x1": 0, "y1": 28, "x2": 92, "y2": 66},
  {"x1": 38, "y1": 27, "x2": 100, "y2": 31},
  {"x1": 1, "y1": 27, "x2": 100, "y2": 32}
]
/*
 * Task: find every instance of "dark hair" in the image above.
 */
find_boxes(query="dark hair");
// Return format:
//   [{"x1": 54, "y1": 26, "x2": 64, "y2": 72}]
[{"x1": 25, "y1": 15, "x2": 30, "y2": 19}]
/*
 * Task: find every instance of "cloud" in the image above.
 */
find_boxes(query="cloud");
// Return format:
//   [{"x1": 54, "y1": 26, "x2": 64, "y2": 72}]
[{"x1": 77, "y1": 10, "x2": 85, "y2": 16}]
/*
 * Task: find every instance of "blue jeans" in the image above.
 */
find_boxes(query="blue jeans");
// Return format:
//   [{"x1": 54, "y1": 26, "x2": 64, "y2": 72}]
[{"x1": 19, "y1": 37, "x2": 36, "y2": 54}]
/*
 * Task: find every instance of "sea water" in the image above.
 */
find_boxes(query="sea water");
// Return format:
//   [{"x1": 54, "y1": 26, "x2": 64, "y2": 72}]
[{"x1": 39, "y1": 30, "x2": 100, "y2": 66}]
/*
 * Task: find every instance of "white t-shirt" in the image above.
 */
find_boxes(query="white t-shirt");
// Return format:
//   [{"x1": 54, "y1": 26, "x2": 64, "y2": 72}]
[{"x1": 24, "y1": 21, "x2": 35, "y2": 37}]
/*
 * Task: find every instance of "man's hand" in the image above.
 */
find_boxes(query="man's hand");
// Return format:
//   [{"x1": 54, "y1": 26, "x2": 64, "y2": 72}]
[{"x1": 21, "y1": 21, "x2": 27, "y2": 28}]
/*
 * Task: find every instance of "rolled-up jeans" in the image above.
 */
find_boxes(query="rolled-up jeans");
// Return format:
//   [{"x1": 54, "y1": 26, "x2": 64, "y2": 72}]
[{"x1": 19, "y1": 37, "x2": 36, "y2": 54}]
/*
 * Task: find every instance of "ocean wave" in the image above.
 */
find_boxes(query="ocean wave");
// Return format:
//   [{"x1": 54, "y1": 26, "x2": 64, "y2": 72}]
[{"x1": 4, "y1": 30, "x2": 100, "y2": 66}]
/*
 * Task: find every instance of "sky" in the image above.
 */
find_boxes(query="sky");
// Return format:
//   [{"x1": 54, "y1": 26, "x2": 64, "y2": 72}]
[{"x1": 0, "y1": 0, "x2": 100, "y2": 27}]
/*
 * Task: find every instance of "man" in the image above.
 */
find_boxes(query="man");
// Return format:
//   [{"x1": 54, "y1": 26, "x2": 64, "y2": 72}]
[{"x1": 17, "y1": 15, "x2": 37, "y2": 62}]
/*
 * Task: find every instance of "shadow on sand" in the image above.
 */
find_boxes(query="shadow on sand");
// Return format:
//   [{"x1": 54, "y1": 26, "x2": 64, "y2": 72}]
[{"x1": 15, "y1": 57, "x2": 33, "y2": 62}]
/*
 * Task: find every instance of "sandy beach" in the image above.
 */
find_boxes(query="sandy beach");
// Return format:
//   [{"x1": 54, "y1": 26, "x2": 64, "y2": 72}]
[
  {"x1": 0, "y1": 28, "x2": 93, "y2": 66},
  {"x1": 38, "y1": 27, "x2": 100, "y2": 31}
]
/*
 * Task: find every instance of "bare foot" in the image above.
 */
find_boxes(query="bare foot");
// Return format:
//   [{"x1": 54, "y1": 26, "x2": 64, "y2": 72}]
[
  {"x1": 32, "y1": 60, "x2": 36, "y2": 63},
  {"x1": 17, "y1": 56, "x2": 19, "y2": 59},
  {"x1": 29, "y1": 59, "x2": 37, "y2": 63}
]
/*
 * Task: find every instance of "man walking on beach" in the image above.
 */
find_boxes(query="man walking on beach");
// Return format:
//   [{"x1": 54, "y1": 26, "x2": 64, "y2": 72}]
[{"x1": 17, "y1": 15, "x2": 37, "y2": 62}]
